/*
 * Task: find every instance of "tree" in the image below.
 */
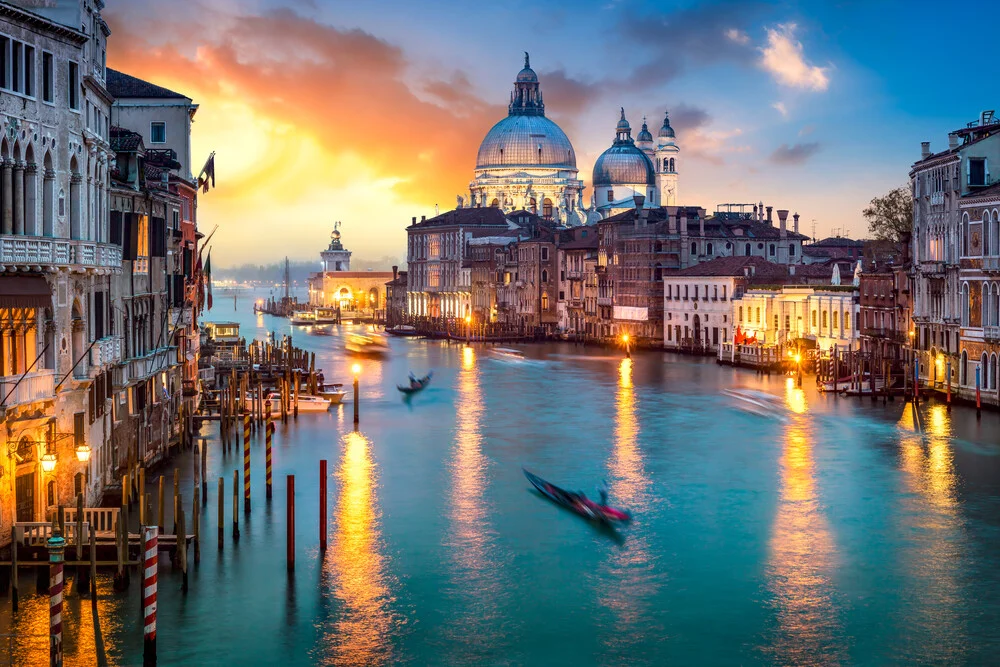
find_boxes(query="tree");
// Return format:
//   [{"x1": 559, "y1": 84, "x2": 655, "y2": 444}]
[{"x1": 863, "y1": 186, "x2": 912, "y2": 242}]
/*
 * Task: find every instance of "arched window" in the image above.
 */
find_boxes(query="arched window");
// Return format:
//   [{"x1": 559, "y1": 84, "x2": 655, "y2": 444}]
[
  {"x1": 738, "y1": 306, "x2": 743, "y2": 322},
  {"x1": 961, "y1": 213, "x2": 969, "y2": 256},
  {"x1": 755, "y1": 307, "x2": 761, "y2": 324},
  {"x1": 541, "y1": 269, "x2": 548, "y2": 283},
  {"x1": 607, "y1": 189, "x2": 614, "y2": 203},
  {"x1": 822, "y1": 310, "x2": 828, "y2": 329},
  {"x1": 541, "y1": 292, "x2": 549, "y2": 311},
  {"x1": 542, "y1": 198, "x2": 553, "y2": 218},
  {"x1": 69, "y1": 156, "x2": 81, "y2": 239},
  {"x1": 961, "y1": 282, "x2": 970, "y2": 326},
  {"x1": 982, "y1": 353, "x2": 989, "y2": 389},
  {"x1": 669, "y1": 158, "x2": 675, "y2": 171},
  {"x1": 844, "y1": 312, "x2": 850, "y2": 330},
  {"x1": 707, "y1": 243, "x2": 713, "y2": 255},
  {"x1": 812, "y1": 310, "x2": 817, "y2": 327},
  {"x1": 769, "y1": 243, "x2": 776, "y2": 256},
  {"x1": 691, "y1": 242, "x2": 697, "y2": 255},
  {"x1": 490, "y1": 198, "x2": 499, "y2": 208},
  {"x1": 529, "y1": 197, "x2": 537, "y2": 214},
  {"x1": 985, "y1": 211, "x2": 992, "y2": 258}
]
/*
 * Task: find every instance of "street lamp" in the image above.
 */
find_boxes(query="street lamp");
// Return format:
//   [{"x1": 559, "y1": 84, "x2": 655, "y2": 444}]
[
  {"x1": 41, "y1": 451, "x2": 57, "y2": 472},
  {"x1": 464, "y1": 314, "x2": 472, "y2": 345},
  {"x1": 622, "y1": 333, "x2": 631, "y2": 359},
  {"x1": 75, "y1": 443, "x2": 91, "y2": 462}
]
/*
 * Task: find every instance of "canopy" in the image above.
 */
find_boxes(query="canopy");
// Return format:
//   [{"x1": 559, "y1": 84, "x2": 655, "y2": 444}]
[{"x1": 0, "y1": 276, "x2": 51, "y2": 309}]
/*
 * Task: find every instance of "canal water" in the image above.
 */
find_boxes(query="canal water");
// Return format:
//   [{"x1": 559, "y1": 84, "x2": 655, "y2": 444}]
[{"x1": 4, "y1": 287, "x2": 1000, "y2": 665}]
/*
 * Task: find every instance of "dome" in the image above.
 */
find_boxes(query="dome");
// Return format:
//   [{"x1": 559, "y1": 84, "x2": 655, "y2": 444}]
[
  {"x1": 637, "y1": 118, "x2": 653, "y2": 143},
  {"x1": 476, "y1": 114, "x2": 576, "y2": 169},
  {"x1": 593, "y1": 144, "x2": 655, "y2": 187},
  {"x1": 616, "y1": 107, "x2": 630, "y2": 132},
  {"x1": 516, "y1": 52, "x2": 538, "y2": 82},
  {"x1": 658, "y1": 111, "x2": 675, "y2": 139}
]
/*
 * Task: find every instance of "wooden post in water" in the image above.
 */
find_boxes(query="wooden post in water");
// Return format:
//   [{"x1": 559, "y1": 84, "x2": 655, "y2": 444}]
[
  {"x1": 192, "y1": 493, "x2": 200, "y2": 565},
  {"x1": 89, "y1": 529, "x2": 97, "y2": 606},
  {"x1": 293, "y1": 371, "x2": 299, "y2": 419},
  {"x1": 157, "y1": 477, "x2": 165, "y2": 533},
  {"x1": 177, "y1": 506, "x2": 187, "y2": 593},
  {"x1": 10, "y1": 526, "x2": 18, "y2": 612},
  {"x1": 217, "y1": 478, "x2": 224, "y2": 551},
  {"x1": 243, "y1": 412, "x2": 251, "y2": 514},
  {"x1": 201, "y1": 439, "x2": 208, "y2": 504},
  {"x1": 172, "y1": 469, "x2": 180, "y2": 537},
  {"x1": 47, "y1": 527, "x2": 65, "y2": 667},
  {"x1": 287, "y1": 475, "x2": 295, "y2": 572},
  {"x1": 319, "y1": 460, "x2": 327, "y2": 552},
  {"x1": 232, "y1": 470, "x2": 240, "y2": 541},
  {"x1": 265, "y1": 402, "x2": 273, "y2": 501},
  {"x1": 142, "y1": 527, "x2": 158, "y2": 666}
]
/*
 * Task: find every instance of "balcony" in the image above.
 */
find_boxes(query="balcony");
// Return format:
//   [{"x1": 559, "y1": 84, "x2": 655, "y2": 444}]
[
  {"x1": 0, "y1": 370, "x2": 56, "y2": 409},
  {"x1": 985, "y1": 325, "x2": 1000, "y2": 342},
  {"x1": 919, "y1": 260, "x2": 946, "y2": 276},
  {"x1": 597, "y1": 296, "x2": 612, "y2": 306},
  {"x1": 123, "y1": 348, "x2": 177, "y2": 386},
  {"x1": 90, "y1": 336, "x2": 123, "y2": 369},
  {"x1": 567, "y1": 270, "x2": 583, "y2": 280},
  {"x1": 862, "y1": 327, "x2": 907, "y2": 343},
  {"x1": 0, "y1": 236, "x2": 122, "y2": 272},
  {"x1": 984, "y1": 256, "x2": 1000, "y2": 273}
]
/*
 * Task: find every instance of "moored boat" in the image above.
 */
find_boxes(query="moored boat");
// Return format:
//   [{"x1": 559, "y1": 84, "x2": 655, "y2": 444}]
[
  {"x1": 290, "y1": 311, "x2": 317, "y2": 326},
  {"x1": 314, "y1": 307, "x2": 339, "y2": 324},
  {"x1": 261, "y1": 392, "x2": 332, "y2": 413},
  {"x1": 523, "y1": 469, "x2": 630, "y2": 523},
  {"x1": 318, "y1": 383, "x2": 348, "y2": 404},
  {"x1": 386, "y1": 325, "x2": 421, "y2": 337}
]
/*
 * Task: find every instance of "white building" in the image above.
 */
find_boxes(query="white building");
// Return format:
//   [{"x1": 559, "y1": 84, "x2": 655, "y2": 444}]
[{"x1": 732, "y1": 286, "x2": 859, "y2": 352}]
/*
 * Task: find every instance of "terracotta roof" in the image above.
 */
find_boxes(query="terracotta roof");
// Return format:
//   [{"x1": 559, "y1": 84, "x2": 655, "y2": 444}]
[
  {"x1": 106, "y1": 69, "x2": 188, "y2": 100},
  {"x1": 409, "y1": 207, "x2": 509, "y2": 228},
  {"x1": 669, "y1": 256, "x2": 789, "y2": 281},
  {"x1": 110, "y1": 126, "x2": 143, "y2": 152},
  {"x1": 961, "y1": 181, "x2": 1000, "y2": 200},
  {"x1": 810, "y1": 236, "x2": 864, "y2": 248}
]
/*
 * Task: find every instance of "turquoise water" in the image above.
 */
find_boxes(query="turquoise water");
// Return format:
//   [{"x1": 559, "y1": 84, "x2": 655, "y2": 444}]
[{"x1": 4, "y1": 287, "x2": 1000, "y2": 665}]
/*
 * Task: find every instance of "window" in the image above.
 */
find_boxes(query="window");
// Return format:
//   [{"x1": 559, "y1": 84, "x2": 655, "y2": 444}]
[
  {"x1": 756, "y1": 307, "x2": 761, "y2": 324},
  {"x1": 607, "y1": 189, "x2": 614, "y2": 203},
  {"x1": 47, "y1": 480, "x2": 56, "y2": 507},
  {"x1": 23, "y1": 45, "x2": 34, "y2": 97},
  {"x1": 541, "y1": 247, "x2": 548, "y2": 261},
  {"x1": 789, "y1": 243, "x2": 795, "y2": 256},
  {"x1": 738, "y1": 306, "x2": 743, "y2": 322},
  {"x1": 68, "y1": 61, "x2": 79, "y2": 110},
  {"x1": 135, "y1": 214, "x2": 150, "y2": 274},
  {"x1": 785, "y1": 315, "x2": 790, "y2": 330},
  {"x1": 769, "y1": 244, "x2": 776, "y2": 256},
  {"x1": 812, "y1": 310, "x2": 817, "y2": 327},
  {"x1": 149, "y1": 121, "x2": 167, "y2": 143},
  {"x1": 1, "y1": 39, "x2": 35, "y2": 96},
  {"x1": 707, "y1": 243, "x2": 713, "y2": 255},
  {"x1": 541, "y1": 293, "x2": 549, "y2": 310},
  {"x1": 691, "y1": 242, "x2": 697, "y2": 255},
  {"x1": 969, "y1": 158, "x2": 987, "y2": 187},
  {"x1": 0, "y1": 36, "x2": 8, "y2": 89},
  {"x1": 745, "y1": 243, "x2": 751, "y2": 256},
  {"x1": 541, "y1": 270, "x2": 548, "y2": 283}
]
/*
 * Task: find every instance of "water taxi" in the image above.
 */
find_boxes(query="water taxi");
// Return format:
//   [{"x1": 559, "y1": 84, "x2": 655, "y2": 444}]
[
  {"x1": 314, "y1": 307, "x2": 339, "y2": 324},
  {"x1": 290, "y1": 311, "x2": 317, "y2": 326},
  {"x1": 345, "y1": 332, "x2": 390, "y2": 356}
]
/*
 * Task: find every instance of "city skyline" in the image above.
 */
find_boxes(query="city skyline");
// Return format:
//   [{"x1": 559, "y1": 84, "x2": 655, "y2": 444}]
[{"x1": 106, "y1": 0, "x2": 994, "y2": 266}]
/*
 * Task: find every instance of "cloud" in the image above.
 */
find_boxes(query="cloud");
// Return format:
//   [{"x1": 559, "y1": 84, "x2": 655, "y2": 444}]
[
  {"x1": 670, "y1": 103, "x2": 712, "y2": 132},
  {"x1": 772, "y1": 101, "x2": 788, "y2": 117},
  {"x1": 798, "y1": 124, "x2": 816, "y2": 137},
  {"x1": 725, "y1": 28, "x2": 750, "y2": 45},
  {"x1": 759, "y1": 23, "x2": 829, "y2": 91},
  {"x1": 769, "y1": 142, "x2": 822, "y2": 165}
]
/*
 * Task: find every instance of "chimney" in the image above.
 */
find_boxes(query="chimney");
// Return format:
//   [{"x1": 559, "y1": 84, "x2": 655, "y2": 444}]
[
  {"x1": 758, "y1": 201, "x2": 764, "y2": 221},
  {"x1": 392, "y1": 265, "x2": 398, "y2": 280},
  {"x1": 766, "y1": 206, "x2": 773, "y2": 226},
  {"x1": 412, "y1": 216, "x2": 417, "y2": 225},
  {"x1": 633, "y1": 194, "x2": 645, "y2": 209},
  {"x1": 948, "y1": 133, "x2": 959, "y2": 150},
  {"x1": 793, "y1": 212, "x2": 800, "y2": 234},
  {"x1": 778, "y1": 209, "x2": 789, "y2": 238},
  {"x1": 668, "y1": 211, "x2": 677, "y2": 234},
  {"x1": 921, "y1": 141, "x2": 930, "y2": 159},
  {"x1": 421, "y1": 215, "x2": 426, "y2": 222},
  {"x1": 699, "y1": 216, "x2": 704, "y2": 237}
]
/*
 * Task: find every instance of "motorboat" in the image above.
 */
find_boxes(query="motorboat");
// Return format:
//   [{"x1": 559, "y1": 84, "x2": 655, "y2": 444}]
[
  {"x1": 386, "y1": 325, "x2": 421, "y2": 337},
  {"x1": 397, "y1": 371, "x2": 433, "y2": 394},
  {"x1": 317, "y1": 383, "x2": 348, "y2": 404},
  {"x1": 523, "y1": 469, "x2": 630, "y2": 524},
  {"x1": 289, "y1": 311, "x2": 317, "y2": 326},
  {"x1": 260, "y1": 392, "x2": 333, "y2": 413},
  {"x1": 346, "y1": 332, "x2": 390, "y2": 356},
  {"x1": 308, "y1": 324, "x2": 335, "y2": 336}
]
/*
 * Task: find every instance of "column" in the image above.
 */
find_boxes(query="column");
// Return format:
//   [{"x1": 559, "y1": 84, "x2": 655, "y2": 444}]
[
  {"x1": 43, "y1": 169, "x2": 55, "y2": 236},
  {"x1": 69, "y1": 173, "x2": 82, "y2": 240},
  {"x1": 1, "y1": 159, "x2": 12, "y2": 234},
  {"x1": 24, "y1": 164, "x2": 37, "y2": 236},
  {"x1": 12, "y1": 162, "x2": 24, "y2": 235}
]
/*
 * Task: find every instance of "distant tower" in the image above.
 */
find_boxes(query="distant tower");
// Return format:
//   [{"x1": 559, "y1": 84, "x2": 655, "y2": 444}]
[
  {"x1": 655, "y1": 111, "x2": 679, "y2": 206},
  {"x1": 320, "y1": 222, "x2": 352, "y2": 272}
]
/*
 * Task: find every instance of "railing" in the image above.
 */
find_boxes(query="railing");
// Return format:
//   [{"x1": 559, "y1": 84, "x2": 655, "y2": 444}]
[
  {"x1": 597, "y1": 297, "x2": 612, "y2": 306},
  {"x1": 985, "y1": 325, "x2": 1000, "y2": 341},
  {"x1": 124, "y1": 347, "x2": 176, "y2": 385},
  {"x1": 0, "y1": 369, "x2": 55, "y2": 408},
  {"x1": 15, "y1": 521, "x2": 90, "y2": 546},
  {"x1": 0, "y1": 236, "x2": 122, "y2": 270},
  {"x1": 984, "y1": 256, "x2": 1000, "y2": 272},
  {"x1": 567, "y1": 270, "x2": 583, "y2": 280},
  {"x1": 920, "y1": 260, "x2": 946, "y2": 275},
  {"x1": 64, "y1": 507, "x2": 118, "y2": 536},
  {"x1": 90, "y1": 335, "x2": 123, "y2": 368},
  {"x1": 861, "y1": 328, "x2": 908, "y2": 343}
]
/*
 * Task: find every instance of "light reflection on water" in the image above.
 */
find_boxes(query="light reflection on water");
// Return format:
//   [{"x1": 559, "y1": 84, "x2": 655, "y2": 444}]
[
  {"x1": 894, "y1": 402, "x2": 966, "y2": 663},
  {"x1": 763, "y1": 380, "x2": 844, "y2": 666},
  {"x1": 319, "y1": 429, "x2": 397, "y2": 665}
]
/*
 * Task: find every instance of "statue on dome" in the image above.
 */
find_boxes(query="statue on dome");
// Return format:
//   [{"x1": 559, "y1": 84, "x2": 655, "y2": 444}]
[{"x1": 457, "y1": 195, "x2": 465, "y2": 209}]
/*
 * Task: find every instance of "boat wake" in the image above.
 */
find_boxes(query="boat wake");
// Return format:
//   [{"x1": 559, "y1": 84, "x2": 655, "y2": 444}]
[{"x1": 722, "y1": 388, "x2": 790, "y2": 422}]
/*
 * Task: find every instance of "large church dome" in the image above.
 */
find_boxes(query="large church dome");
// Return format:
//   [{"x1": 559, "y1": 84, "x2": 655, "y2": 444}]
[
  {"x1": 474, "y1": 53, "x2": 577, "y2": 170},
  {"x1": 476, "y1": 115, "x2": 576, "y2": 169},
  {"x1": 593, "y1": 110, "x2": 655, "y2": 187}
]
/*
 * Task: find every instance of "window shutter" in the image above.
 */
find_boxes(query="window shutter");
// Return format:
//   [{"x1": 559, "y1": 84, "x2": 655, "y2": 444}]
[
  {"x1": 74, "y1": 412, "x2": 85, "y2": 446},
  {"x1": 122, "y1": 213, "x2": 137, "y2": 260},
  {"x1": 110, "y1": 210, "x2": 123, "y2": 245},
  {"x1": 88, "y1": 383, "x2": 95, "y2": 424}
]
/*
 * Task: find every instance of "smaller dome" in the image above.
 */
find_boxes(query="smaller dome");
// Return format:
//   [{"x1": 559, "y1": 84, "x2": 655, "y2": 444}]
[
  {"x1": 593, "y1": 144, "x2": 656, "y2": 187},
  {"x1": 516, "y1": 52, "x2": 538, "y2": 82},
  {"x1": 637, "y1": 117, "x2": 653, "y2": 143},
  {"x1": 658, "y1": 111, "x2": 675, "y2": 139}
]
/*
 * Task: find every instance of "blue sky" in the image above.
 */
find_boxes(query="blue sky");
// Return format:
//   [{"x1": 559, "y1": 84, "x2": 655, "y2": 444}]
[{"x1": 110, "y1": 0, "x2": 992, "y2": 263}]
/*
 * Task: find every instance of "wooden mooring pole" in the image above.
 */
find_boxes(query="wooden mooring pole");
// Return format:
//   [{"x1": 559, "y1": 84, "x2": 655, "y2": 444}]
[
  {"x1": 287, "y1": 475, "x2": 295, "y2": 572},
  {"x1": 232, "y1": 470, "x2": 240, "y2": 542}
]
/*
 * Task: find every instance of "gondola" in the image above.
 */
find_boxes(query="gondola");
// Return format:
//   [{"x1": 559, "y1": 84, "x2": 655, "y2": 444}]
[
  {"x1": 523, "y1": 469, "x2": 630, "y2": 523},
  {"x1": 397, "y1": 371, "x2": 433, "y2": 394}
]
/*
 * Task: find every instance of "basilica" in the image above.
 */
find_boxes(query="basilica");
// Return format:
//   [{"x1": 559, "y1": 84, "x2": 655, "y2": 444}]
[{"x1": 462, "y1": 54, "x2": 680, "y2": 223}]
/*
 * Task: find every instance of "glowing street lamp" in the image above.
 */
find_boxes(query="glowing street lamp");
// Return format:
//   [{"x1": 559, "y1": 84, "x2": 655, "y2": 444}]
[
  {"x1": 41, "y1": 451, "x2": 57, "y2": 472},
  {"x1": 75, "y1": 443, "x2": 91, "y2": 462},
  {"x1": 622, "y1": 333, "x2": 631, "y2": 359}
]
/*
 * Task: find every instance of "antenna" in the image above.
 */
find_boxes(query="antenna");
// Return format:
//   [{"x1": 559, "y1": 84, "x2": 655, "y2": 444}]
[{"x1": 811, "y1": 219, "x2": 817, "y2": 242}]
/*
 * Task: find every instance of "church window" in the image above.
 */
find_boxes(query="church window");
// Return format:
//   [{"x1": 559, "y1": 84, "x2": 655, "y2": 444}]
[
  {"x1": 812, "y1": 310, "x2": 817, "y2": 327},
  {"x1": 669, "y1": 158, "x2": 675, "y2": 171},
  {"x1": 543, "y1": 198, "x2": 553, "y2": 218},
  {"x1": 607, "y1": 190, "x2": 613, "y2": 203},
  {"x1": 529, "y1": 197, "x2": 537, "y2": 214},
  {"x1": 755, "y1": 307, "x2": 761, "y2": 324},
  {"x1": 691, "y1": 242, "x2": 697, "y2": 255}
]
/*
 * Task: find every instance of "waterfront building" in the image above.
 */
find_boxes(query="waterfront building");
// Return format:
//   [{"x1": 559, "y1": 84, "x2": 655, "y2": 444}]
[
  {"x1": 556, "y1": 226, "x2": 598, "y2": 336},
  {"x1": 464, "y1": 55, "x2": 588, "y2": 225},
  {"x1": 308, "y1": 226, "x2": 392, "y2": 318},
  {"x1": 466, "y1": 233, "x2": 517, "y2": 324},
  {"x1": 957, "y1": 181, "x2": 1000, "y2": 404},
  {"x1": 730, "y1": 283, "x2": 859, "y2": 353},
  {"x1": 910, "y1": 110, "x2": 1000, "y2": 390},
  {"x1": 858, "y1": 247, "x2": 910, "y2": 368},
  {"x1": 384, "y1": 266, "x2": 407, "y2": 329},
  {"x1": 1, "y1": 0, "x2": 119, "y2": 539},
  {"x1": 406, "y1": 208, "x2": 509, "y2": 320}
]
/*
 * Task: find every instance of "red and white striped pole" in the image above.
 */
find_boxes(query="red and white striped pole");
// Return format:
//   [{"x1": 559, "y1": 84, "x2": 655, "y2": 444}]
[
  {"x1": 143, "y1": 527, "x2": 158, "y2": 666},
  {"x1": 243, "y1": 411, "x2": 251, "y2": 514},
  {"x1": 47, "y1": 531, "x2": 66, "y2": 667},
  {"x1": 265, "y1": 400, "x2": 273, "y2": 501}
]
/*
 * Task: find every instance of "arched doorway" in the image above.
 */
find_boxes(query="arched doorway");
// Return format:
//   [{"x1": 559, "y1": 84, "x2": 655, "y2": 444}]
[
  {"x1": 961, "y1": 350, "x2": 968, "y2": 386},
  {"x1": 693, "y1": 314, "x2": 701, "y2": 344},
  {"x1": 337, "y1": 287, "x2": 352, "y2": 311}
]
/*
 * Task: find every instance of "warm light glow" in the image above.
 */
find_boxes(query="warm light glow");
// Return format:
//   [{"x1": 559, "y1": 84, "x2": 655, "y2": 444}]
[
  {"x1": 464, "y1": 315, "x2": 471, "y2": 324},
  {"x1": 794, "y1": 353, "x2": 801, "y2": 363},
  {"x1": 352, "y1": 363, "x2": 362, "y2": 376},
  {"x1": 75, "y1": 444, "x2": 91, "y2": 462},
  {"x1": 41, "y1": 452, "x2": 57, "y2": 472},
  {"x1": 462, "y1": 345, "x2": 474, "y2": 370},
  {"x1": 619, "y1": 358, "x2": 633, "y2": 388},
  {"x1": 909, "y1": 330, "x2": 915, "y2": 338},
  {"x1": 622, "y1": 333, "x2": 630, "y2": 344}
]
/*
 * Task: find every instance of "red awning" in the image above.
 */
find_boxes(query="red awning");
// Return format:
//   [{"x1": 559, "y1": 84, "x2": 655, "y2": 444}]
[{"x1": 0, "y1": 276, "x2": 52, "y2": 309}]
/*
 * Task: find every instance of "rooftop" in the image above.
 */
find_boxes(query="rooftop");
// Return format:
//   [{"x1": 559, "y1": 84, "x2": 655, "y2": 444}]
[
  {"x1": 107, "y1": 68, "x2": 189, "y2": 100},
  {"x1": 408, "y1": 207, "x2": 510, "y2": 229}
]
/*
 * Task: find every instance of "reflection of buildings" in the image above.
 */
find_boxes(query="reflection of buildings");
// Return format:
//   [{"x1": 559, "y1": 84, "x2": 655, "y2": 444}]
[
  {"x1": 325, "y1": 430, "x2": 396, "y2": 666},
  {"x1": 764, "y1": 382, "x2": 842, "y2": 664},
  {"x1": 308, "y1": 224, "x2": 392, "y2": 318}
]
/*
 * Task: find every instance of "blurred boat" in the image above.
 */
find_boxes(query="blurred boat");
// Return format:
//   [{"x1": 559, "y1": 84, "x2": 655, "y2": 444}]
[
  {"x1": 491, "y1": 347, "x2": 524, "y2": 360},
  {"x1": 397, "y1": 371, "x2": 432, "y2": 394},
  {"x1": 345, "y1": 332, "x2": 390, "y2": 356},
  {"x1": 386, "y1": 325, "x2": 421, "y2": 337},
  {"x1": 523, "y1": 469, "x2": 630, "y2": 524},
  {"x1": 308, "y1": 324, "x2": 334, "y2": 336},
  {"x1": 290, "y1": 311, "x2": 316, "y2": 326},
  {"x1": 314, "y1": 307, "x2": 339, "y2": 324}
]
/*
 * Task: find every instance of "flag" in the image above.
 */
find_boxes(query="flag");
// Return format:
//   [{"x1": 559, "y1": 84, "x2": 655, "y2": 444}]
[
  {"x1": 198, "y1": 152, "x2": 216, "y2": 193},
  {"x1": 195, "y1": 252, "x2": 204, "y2": 312},
  {"x1": 205, "y1": 250, "x2": 213, "y2": 310},
  {"x1": 734, "y1": 326, "x2": 743, "y2": 345}
]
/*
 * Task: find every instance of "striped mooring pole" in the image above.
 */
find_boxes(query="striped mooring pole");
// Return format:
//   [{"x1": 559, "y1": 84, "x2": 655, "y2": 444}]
[
  {"x1": 48, "y1": 530, "x2": 66, "y2": 667},
  {"x1": 143, "y1": 527, "x2": 158, "y2": 666},
  {"x1": 265, "y1": 402, "x2": 274, "y2": 501},
  {"x1": 243, "y1": 411, "x2": 251, "y2": 514}
]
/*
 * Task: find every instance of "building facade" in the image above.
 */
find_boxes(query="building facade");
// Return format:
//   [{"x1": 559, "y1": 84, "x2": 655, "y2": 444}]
[
  {"x1": 1, "y1": 0, "x2": 121, "y2": 539},
  {"x1": 731, "y1": 285, "x2": 859, "y2": 353}
]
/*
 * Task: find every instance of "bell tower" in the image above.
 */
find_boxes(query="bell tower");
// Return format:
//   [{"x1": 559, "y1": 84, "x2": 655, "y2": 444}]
[{"x1": 655, "y1": 110, "x2": 679, "y2": 206}]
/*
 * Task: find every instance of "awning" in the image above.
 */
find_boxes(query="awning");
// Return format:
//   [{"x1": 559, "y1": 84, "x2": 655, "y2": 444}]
[{"x1": 0, "y1": 276, "x2": 52, "y2": 309}]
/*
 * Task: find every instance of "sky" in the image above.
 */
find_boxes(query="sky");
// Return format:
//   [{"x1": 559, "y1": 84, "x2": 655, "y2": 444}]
[{"x1": 105, "y1": 0, "x2": 997, "y2": 267}]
